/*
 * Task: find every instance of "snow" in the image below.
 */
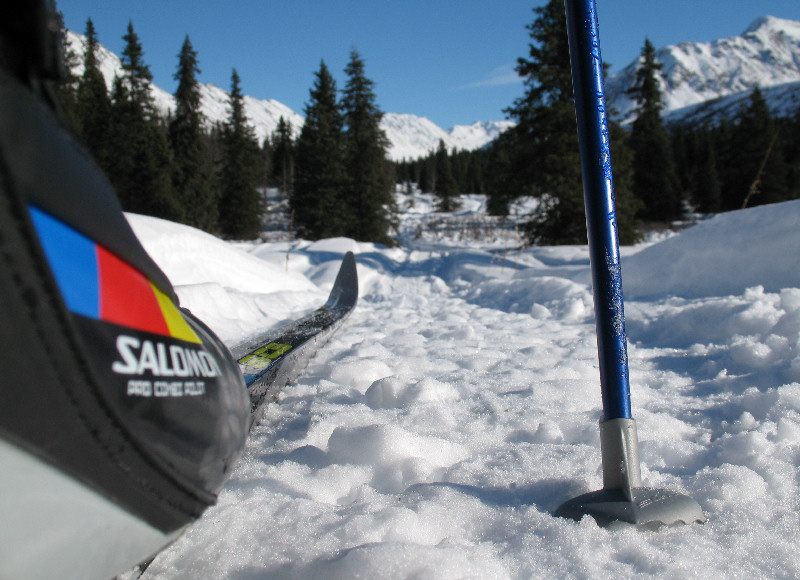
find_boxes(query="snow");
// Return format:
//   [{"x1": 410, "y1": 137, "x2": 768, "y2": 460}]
[
  {"x1": 124, "y1": 194, "x2": 800, "y2": 579},
  {"x1": 625, "y1": 200, "x2": 800, "y2": 299},
  {"x1": 382, "y1": 113, "x2": 514, "y2": 160}
]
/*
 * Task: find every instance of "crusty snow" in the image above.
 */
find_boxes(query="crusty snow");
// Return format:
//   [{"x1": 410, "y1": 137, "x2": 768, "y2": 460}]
[{"x1": 124, "y1": 194, "x2": 800, "y2": 579}]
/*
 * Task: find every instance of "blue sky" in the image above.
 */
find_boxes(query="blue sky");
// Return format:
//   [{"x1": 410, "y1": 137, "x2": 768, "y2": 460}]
[{"x1": 56, "y1": 1, "x2": 800, "y2": 129}]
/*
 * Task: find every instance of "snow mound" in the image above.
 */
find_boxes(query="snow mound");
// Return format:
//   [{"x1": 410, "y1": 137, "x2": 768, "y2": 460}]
[
  {"x1": 126, "y1": 213, "x2": 324, "y2": 344},
  {"x1": 624, "y1": 199, "x2": 800, "y2": 299},
  {"x1": 126, "y1": 214, "x2": 315, "y2": 293},
  {"x1": 466, "y1": 274, "x2": 593, "y2": 321},
  {"x1": 305, "y1": 237, "x2": 361, "y2": 255}
]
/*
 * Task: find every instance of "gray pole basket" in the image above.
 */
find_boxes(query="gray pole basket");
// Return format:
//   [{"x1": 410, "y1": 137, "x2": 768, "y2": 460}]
[{"x1": 555, "y1": 419, "x2": 704, "y2": 528}]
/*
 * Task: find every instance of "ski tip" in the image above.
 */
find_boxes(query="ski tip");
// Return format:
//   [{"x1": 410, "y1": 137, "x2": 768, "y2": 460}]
[
  {"x1": 325, "y1": 251, "x2": 358, "y2": 310},
  {"x1": 342, "y1": 251, "x2": 356, "y2": 275}
]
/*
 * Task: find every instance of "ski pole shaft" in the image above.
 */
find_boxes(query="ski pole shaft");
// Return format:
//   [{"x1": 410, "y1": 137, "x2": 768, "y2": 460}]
[{"x1": 564, "y1": 0, "x2": 631, "y2": 420}]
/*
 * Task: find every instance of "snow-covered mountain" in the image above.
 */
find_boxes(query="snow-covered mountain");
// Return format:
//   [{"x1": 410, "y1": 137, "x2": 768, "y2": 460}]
[
  {"x1": 661, "y1": 81, "x2": 800, "y2": 126},
  {"x1": 381, "y1": 113, "x2": 513, "y2": 161},
  {"x1": 64, "y1": 14, "x2": 800, "y2": 162},
  {"x1": 606, "y1": 15, "x2": 800, "y2": 123},
  {"x1": 64, "y1": 31, "x2": 306, "y2": 143},
  {"x1": 64, "y1": 30, "x2": 510, "y2": 162}
]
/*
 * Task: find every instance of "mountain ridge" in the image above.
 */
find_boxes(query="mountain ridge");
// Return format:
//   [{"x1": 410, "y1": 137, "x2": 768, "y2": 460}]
[
  {"x1": 64, "y1": 30, "x2": 509, "y2": 162},
  {"x1": 64, "y1": 14, "x2": 800, "y2": 161},
  {"x1": 605, "y1": 15, "x2": 800, "y2": 123}
]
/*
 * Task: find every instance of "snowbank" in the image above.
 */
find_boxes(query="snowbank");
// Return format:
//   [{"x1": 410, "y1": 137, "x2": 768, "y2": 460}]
[
  {"x1": 126, "y1": 198, "x2": 800, "y2": 579},
  {"x1": 624, "y1": 200, "x2": 800, "y2": 299},
  {"x1": 126, "y1": 214, "x2": 323, "y2": 345}
]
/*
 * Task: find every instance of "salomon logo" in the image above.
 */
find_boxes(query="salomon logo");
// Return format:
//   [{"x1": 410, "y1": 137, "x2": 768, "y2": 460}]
[{"x1": 112, "y1": 335, "x2": 220, "y2": 378}]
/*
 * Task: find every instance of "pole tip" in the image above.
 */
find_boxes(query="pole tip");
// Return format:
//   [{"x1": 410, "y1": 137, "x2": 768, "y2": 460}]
[{"x1": 555, "y1": 487, "x2": 705, "y2": 529}]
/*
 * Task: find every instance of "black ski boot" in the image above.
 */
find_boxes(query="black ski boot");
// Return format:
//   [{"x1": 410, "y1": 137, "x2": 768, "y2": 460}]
[{"x1": 0, "y1": 3, "x2": 249, "y2": 578}]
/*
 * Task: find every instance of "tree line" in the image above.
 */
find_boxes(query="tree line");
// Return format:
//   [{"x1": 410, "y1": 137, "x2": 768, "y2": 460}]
[
  {"x1": 671, "y1": 85, "x2": 800, "y2": 214},
  {"x1": 395, "y1": 142, "x2": 486, "y2": 213},
  {"x1": 59, "y1": 7, "x2": 800, "y2": 248},
  {"x1": 394, "y1": 0, "x2": 800, "y2": 246},
  {"x1": 57, "y1": 18, "x2": 396, "y2": 244}
]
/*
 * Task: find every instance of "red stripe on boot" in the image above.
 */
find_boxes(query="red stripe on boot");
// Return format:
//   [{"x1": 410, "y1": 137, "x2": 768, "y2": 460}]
[{"x1": 97, "y1": 245, "x2": 170, "y2": 336}]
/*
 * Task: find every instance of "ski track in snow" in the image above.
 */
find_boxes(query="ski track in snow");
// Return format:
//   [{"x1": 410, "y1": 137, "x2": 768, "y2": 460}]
[{"x1": 128, "y1": 197, "x2": 800, "y2": 579}]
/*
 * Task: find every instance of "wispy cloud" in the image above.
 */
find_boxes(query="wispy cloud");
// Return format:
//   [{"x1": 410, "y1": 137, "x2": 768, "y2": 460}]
[{"x1": 458, "y1": 64, "x2": 522, "y2": 89}]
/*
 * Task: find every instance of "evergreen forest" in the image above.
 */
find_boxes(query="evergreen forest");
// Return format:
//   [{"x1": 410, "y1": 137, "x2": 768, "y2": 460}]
[
  {"x1": 58, "y1": 18, "x2": 395, "y2": 243},
  {"x1": 57, "y1": 7, "x2": 800, "y2": 246},
  {"x1": 396, "y1": 2, "x2": 800, "y2": 246}
]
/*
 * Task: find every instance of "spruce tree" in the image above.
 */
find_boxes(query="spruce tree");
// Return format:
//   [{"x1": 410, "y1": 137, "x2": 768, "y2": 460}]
[
  {"x1": 464, "y1": 151, "x2": 485, "y2": 194},
  {"x1": 486, "y1": 0, "x2": 638, "y2": 243},
  {"x1": 727, "y1": 87, "x2": 788, "y2": 209},
  {"x1": 271, "y1": 117, "x2": 295, "y2": 197},
  {"x1": 107, "y1": 22, "x2": 181, "y2": 222},
  {"x1": 695, "y1": 129, "x2": 722, "y2": 213},
  {"x1": 418, "y1": 152, "x2": 435, "y2": 194},
  {"x1": 119, "y1": 21, "x2": 153, "y2": 112},
  {"x1": 169, "y1": 36, "x2": 216, "y2": 231},
  {"x1": 671, "y1": 124, "x2": 694, "y2": 200},
  {"x1": 627, "y1": 38, "x2": 682, "y2": 222},
  {"x1": 608, "y1": 119, "x2": 641, "y2": 244},
  {"x1": 292, "y1": 61, "x2": 348, "y2": 240},
  {"x1": 76, "y1": 18, "x2": 112, "y2": 171},
  {"x1": 218, "y1": 69, "x2": 263, "y2": 239},
  {"x1": 341, "y1": 49, "x2": 397, "y2": 245},
  {"x1": 485, "y1": 130, "x2": 518, "y2": 216},
  {"x1": 433, "y1": 140, "x2": 461, "y2": 212},
  {"x1": 784, "y1": 105, "x2": 800, "y2": 202},
  {"x1": 507, "y1": 0, "x2": 586, "y2": 245},
  {"x1": 671, "y1": 124, "x2": 721, "y2": 214},
  {"x1": 54, "y1": 11, "x2": 81, "y2": 134},
  {"x1": 259, "y1": 138, "x2": 273, "y2": 195},
  {"x1": 711, "y1": 118, "x2": 736, "y2": 208}
]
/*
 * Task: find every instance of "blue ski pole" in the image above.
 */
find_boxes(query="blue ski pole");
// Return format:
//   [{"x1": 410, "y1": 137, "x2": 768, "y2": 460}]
[{"x1": 555, "y1": 0, "x2": 704, "y2": 528}]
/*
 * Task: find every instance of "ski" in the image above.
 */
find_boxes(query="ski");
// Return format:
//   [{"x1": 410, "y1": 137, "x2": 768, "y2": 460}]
[
  {"x1": 114, "y1": 255, "x2": 356, "y2": 578},
  {"x1": 231, "y1": 251, "x2": 358, "y2": 428}
]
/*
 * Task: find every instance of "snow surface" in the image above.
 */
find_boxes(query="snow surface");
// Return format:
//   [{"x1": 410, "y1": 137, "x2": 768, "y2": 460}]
[{"x1": 125, "y1": 195, "x2": 800, "y2": 579}]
